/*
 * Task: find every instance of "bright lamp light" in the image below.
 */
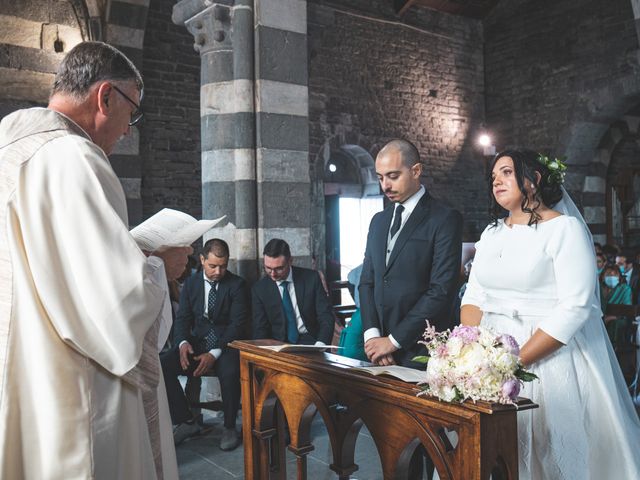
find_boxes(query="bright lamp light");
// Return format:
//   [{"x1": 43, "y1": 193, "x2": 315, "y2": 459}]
[{"x1": 478, "y1": 133, "x2": 492, "y2": 147}]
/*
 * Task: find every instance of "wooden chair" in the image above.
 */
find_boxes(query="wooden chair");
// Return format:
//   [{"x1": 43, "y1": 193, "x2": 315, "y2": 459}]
[
  {"x1": 186, "y1": 371, "x2": 224, "y2": 420},
  {"x1": 329, "y1": 280, "x2": 357, "y2": 327},
  {"x1": 604, "y1": 304, "x2": 640, "y2": 384}
]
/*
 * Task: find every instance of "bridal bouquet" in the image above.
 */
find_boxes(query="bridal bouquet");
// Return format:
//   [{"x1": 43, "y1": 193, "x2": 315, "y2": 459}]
[{"x1": 414, "y1": 323, "x2": 537, "y2": 404}]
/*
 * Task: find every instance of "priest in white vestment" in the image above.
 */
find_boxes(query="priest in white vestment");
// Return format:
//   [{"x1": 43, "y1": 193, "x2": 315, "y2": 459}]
[{"x1": 0, "y1": 41, "x2": 189, "y2": 479}]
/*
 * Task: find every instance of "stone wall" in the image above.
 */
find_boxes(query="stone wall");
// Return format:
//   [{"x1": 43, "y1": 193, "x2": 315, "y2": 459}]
[
  {"x1": 139, "y1": 0, "x2": 202, "y2": 220},
  {"x1": 5, "y1": 0, "x2": 637, "y2": 249},
  {"x1": 307, "y1": 0, "x2": 489, "y2": 242},
  {"x1": 0, "y1": 0, "x2": 81, "y2": 117},
  {"x1": 484, "y1": 0, "x2": 640, "y2": 211}
]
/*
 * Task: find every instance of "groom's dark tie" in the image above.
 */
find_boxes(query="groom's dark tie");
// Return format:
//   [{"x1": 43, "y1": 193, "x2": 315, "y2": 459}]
[
  {"x1": 280, "y1": 280, "x2": 299, "y2": 344},
  {"x1": 390, "y1": 204, "x2": 405, "y2": 237}
]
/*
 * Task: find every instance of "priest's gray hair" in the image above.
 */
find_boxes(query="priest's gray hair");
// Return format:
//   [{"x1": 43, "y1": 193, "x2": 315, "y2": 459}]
[
  {"x1": 377, "y1": 139, "x2": 421, "y2": 168},
  {"x1": 51, "y1": 41, "x2": 143, "y2": 100}
]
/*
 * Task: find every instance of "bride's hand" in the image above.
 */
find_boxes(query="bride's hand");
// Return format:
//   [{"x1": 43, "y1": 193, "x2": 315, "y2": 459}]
[
  {"x1": 519, "y1": 329, "x2": 564, "y2": 366},
  {"x1": 460, "y1": 304, "x2": 482, "y2": 326}
]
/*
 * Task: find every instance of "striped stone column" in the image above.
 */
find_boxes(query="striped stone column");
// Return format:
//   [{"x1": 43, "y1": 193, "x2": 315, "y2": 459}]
[
  {"x1": 254, "y1": 0, "x2": 312, "y2": 267},
  {"x1": 174, "y1": 0, "x2": 259, "y2": 282},
  {"x1": 582, "y1": 149, "x2": 608, "y2": 245},
  {"x1": 174, "y1": 0, "x2": 310, "y2": 281},
  {"x1": 105, "y1": 0, "x2": 150, "y2": 225},
  {"x1": 632, "y1": 1, "x2": 640, "y2": 41}
]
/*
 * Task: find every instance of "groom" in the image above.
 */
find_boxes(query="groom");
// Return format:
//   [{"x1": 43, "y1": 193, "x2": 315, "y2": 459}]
[{"x1": 360, "y1": 139, "x2": 462, "y2": 368}]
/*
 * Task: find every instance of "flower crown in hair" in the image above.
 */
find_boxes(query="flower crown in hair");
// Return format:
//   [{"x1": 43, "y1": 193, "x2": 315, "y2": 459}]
[{"x1": 537, "y1": 154, "x2": 567, "y2": 185}]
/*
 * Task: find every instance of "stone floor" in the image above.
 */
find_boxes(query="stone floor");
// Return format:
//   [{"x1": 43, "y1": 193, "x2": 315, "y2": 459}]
[{"x1": 176, "y1": 410, "x2": 385, "y2": 479}]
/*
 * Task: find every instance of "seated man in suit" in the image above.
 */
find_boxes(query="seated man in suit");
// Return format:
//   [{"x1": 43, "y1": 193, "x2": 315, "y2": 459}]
[
  {"x1": 161, "y1": 238, "x2": 249, "y2": 450},
  {"x1": 253, "y1": 238, "x2": 335, "y2": 345},
  {"x1": 617, "y1": 252, "x2": 640, "y2": 303}
]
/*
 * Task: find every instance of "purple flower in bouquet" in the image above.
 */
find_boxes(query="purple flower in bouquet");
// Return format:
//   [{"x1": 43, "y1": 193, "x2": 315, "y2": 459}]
[
  {"x1": 497, "y1": 334, "x2": 520, "y2": 356},
  {"x1": 500, "y1": 378, "x2": 521, "y2": 402},
  {"x1": 450, "y1": 325, "x2": 480, "y2": 344}
]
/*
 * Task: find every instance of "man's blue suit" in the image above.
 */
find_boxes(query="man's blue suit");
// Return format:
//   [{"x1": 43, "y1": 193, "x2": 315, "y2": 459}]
[
  {"x1": 161, "y1": 270, "x2": 249, "y2": 428},
  {"x1": 173, "y1": 271, "x2": 249, "y2": 350},
  {"x1": 252, "y1": 266, "x2": 334, "y2": 345}
]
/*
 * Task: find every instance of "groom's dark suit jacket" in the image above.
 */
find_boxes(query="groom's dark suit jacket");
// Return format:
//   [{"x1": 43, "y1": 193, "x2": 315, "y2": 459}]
[
  {"x1": 174, "y1": 270, "x2": 249, "y2": 352},
  {"x1": 252, "y1": 266, "x2": 334, "y2": 345},
  {"x1": 359, "y1": 192, "x2": 462, "y2": 366}
]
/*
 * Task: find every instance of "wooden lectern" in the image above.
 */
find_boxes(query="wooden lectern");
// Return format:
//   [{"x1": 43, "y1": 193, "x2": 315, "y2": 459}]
[{"x1": 231, "y1": 340, "x2": 536, "y2": 480}]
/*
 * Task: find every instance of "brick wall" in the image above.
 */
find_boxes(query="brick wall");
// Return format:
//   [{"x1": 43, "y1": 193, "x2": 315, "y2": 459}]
[
  {"x1": 140, "y1": 0, "x2": 202, "y2": 220},
  {"x1": 484, "y1": 0, "x2": 639, "y2": 201},
  {"x1": 307, "y1": 0, "x2": 489, "y2": 241}
]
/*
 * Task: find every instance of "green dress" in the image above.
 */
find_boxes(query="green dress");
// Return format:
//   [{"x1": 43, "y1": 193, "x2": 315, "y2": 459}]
[
  {"x1": 338, "y1": 308, "x2": 368, "y2": 361},
  {"x1": 601, "y1": 283, "x2": 633, "y2": 348}
]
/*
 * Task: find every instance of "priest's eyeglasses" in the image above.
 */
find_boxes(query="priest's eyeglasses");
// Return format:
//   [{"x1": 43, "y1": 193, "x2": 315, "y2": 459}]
[{"x1": 112, "y1": 85, "x2": 144, "y2": 126}]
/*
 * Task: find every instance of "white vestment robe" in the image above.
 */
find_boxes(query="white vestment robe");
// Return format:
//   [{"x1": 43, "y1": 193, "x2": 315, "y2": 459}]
[{"x1": 0, "y1": 108, "x2": 178, "y2": 479}]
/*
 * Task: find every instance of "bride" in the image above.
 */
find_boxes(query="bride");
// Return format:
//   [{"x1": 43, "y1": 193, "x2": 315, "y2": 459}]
[{"x1": 460, "y1": 149, "x2": 640, "y2": 479}]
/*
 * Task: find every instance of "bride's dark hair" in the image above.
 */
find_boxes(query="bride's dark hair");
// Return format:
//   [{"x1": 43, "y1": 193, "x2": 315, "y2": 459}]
[{"x1": 488, "y1": 149, "x2": 563, "y2": 227}]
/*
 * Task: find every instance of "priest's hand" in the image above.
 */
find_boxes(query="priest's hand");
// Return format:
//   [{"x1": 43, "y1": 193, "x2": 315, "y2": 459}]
[
  {"x1": 193, "y1": 353, "x2": 215, "y2": 376},
  {"x1": 154, "y1": 246, "x2": 194, "y2": 281},
  {"x1": 179, "y1": 342, "x2": 194, "y2": 371},
  {"x1": 365, "y1": 337, "x2": 398, "y2": 364}
]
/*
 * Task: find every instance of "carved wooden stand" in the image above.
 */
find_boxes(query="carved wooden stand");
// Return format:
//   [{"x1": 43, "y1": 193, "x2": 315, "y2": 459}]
[{"x1": 231, "y1": 340, "x2": 536, "y2": 480}]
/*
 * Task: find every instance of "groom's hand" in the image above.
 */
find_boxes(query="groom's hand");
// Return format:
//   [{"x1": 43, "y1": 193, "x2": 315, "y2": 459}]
[
  {"x1": 365, "y1": 337, "x2": 398, "y2": 364},
  {"x1": 375, "y1": 354, "x2": 396, "y2": 366}
]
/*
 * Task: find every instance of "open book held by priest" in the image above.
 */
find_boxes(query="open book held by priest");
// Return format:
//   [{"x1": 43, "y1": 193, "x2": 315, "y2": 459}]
[{"x1": 130, "y1": 208, "x2": 225, "y2": 251}]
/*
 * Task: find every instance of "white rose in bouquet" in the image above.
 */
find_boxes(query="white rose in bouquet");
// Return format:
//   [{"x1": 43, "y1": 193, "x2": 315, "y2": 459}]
[
  {"x1": 490, "y1": 349, "x2": 519, "y2": 373},
  {"x1": 446, "y1": 336, "x2": 464, "y2": 356},
  {"x1": 455, "y1": 342, "x2": 486, "y2": 376}
]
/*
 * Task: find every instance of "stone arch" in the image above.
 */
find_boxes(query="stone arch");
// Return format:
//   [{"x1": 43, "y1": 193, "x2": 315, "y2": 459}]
[
  {"x1": 600, "y1": 116, "x2": 640, "y2": 246},
  {"x1": 555, "y1": 72, "x2": 640, "y2": 245},
  {"x1": 566, "y1": 110, "x2": 640, "y2": 245},
  {"x1": 313, "y1": 140, "x2": 379, "y2": 281},
  {"x1": 80, "y1": 0, "x2": 106, "y2": 39},
  {"x1": 323, "y1": 143, "x2": 378, "y2": 197},
  {"x1": 319, "y1": 141, "x2": 381, "y2": 289}
]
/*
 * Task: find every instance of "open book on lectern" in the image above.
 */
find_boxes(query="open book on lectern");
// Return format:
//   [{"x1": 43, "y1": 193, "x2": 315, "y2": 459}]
[
  {"x1": 130, "y1": 208, "x2": 225, "y2": 251},
  {"x1": 258, "y1": 344, "x2": 342, "y2": 353},
  {"x1": 349, "y1": 365, "x2": 427, "y2": 383}
]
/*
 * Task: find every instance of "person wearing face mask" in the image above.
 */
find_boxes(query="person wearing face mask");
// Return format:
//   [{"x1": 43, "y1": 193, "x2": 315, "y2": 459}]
[{"x1": 600, "y1": 264, "x2": 633, "y2": 349}]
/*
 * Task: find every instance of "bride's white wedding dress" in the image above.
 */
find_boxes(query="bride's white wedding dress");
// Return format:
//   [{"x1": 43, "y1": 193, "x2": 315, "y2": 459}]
[{"x1": 462, "y1": 215, "x2": 640, "y2": 479}]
